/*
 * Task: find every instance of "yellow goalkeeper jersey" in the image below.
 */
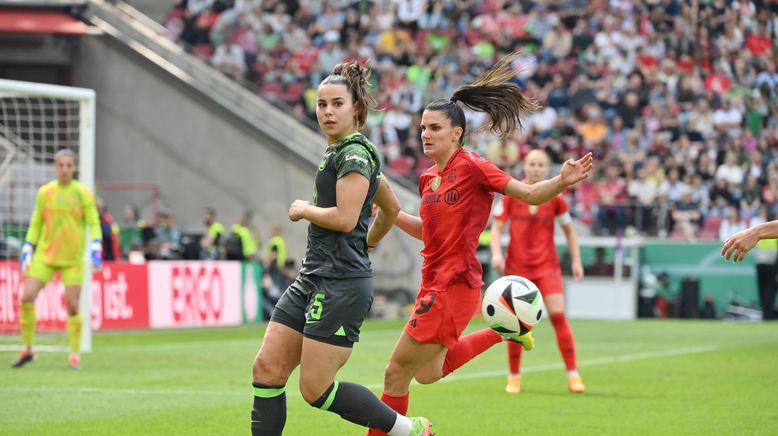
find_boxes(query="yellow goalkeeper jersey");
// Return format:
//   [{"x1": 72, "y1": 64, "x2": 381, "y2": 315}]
[{"x1": 25, "y1": 179, "x2": 102, "y2": 267}]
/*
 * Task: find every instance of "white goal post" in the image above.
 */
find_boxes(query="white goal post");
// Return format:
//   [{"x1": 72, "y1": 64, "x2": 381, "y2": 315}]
[{"x1": 0, "y1": 78, "x2": 96, "y2": 352}]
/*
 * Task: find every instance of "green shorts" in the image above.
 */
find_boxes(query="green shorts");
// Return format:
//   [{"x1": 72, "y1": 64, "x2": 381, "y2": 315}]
[
  {"x1": 27, "y1": 258, "x2": 83, "y2": 286},
  {"x1": 271, "y1": 273, "x2": 373, "y2": 348}
]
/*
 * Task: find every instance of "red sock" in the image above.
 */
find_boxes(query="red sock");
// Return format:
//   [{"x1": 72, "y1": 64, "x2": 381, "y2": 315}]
[
  {"x1": 366, "y1": 392, "x2": 409, "y2": 436},
  {"x1": 550, "y1": 312, "x2": 577, "y2": 371},
  {"x1": 442, "y1": 329, "x2": 502, "y2": 377},
  {"x1": 507, "y1": 340, "x2": 523, "y2": 376}
]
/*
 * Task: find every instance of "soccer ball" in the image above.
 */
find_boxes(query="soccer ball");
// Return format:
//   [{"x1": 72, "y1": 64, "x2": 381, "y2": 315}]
[{"x1": 482, "y1": 275, "x2": 544, "y2": 336}]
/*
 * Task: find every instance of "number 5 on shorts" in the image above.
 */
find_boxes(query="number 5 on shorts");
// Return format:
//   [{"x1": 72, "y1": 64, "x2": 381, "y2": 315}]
[{"x1": 309, "y1": 292, "x2": 325, "y2": 321}]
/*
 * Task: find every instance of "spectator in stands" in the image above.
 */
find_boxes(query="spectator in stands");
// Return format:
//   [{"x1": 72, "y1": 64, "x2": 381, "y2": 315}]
[
  {"x1": 120, "y1": 204, "x2": 144, "y2": 255},
  {"x1": 200, "y1": 206, "x2": 225, "y2": 260},
  {"x1": 154, "y1": 210, "x2": 181, "y2": 260},
  {"x1": 212, "y1": 34, "x2": 246, "y2": 83},
  {"x1": 672, "y1": 189, "x2": 702, "y2": 241},
  {"x1": 596, "y1": 164, "x2": 627, "y2": 235},
  {"x1": 228, "y1": 210, "x2": 258, "y2": 261},
  {"x1": 719, "y1": 205, "x2": 748, "y2": 242},
  {"x1": 262, "y1": 224, "x2": 287, "y2": 268},
  {"x1": 97, "y1": 198, "x2": 121, "y2": 262}
]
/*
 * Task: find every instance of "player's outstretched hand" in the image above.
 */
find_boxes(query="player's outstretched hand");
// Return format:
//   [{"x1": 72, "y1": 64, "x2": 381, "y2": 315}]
[
  {"x1": 288, "y1": 200, "x2": 311, "y2": 222},
  {"x1": 560, "y1": 153, "x2": 593, "y2": 187},
  {"x1": 721, "y1": 227, "x2": 759, "y2": 263}
]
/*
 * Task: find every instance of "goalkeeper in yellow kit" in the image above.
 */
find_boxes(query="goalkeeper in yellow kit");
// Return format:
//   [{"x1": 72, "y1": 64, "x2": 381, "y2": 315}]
[{"x1": 12, "y1": 149, "x2": 102, "y2": 369}]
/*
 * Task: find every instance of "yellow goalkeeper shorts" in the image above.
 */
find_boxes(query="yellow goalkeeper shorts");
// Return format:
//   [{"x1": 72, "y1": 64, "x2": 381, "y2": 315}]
[{"x1": 27, "y1": 258, "x2": 84, "y2": 286}]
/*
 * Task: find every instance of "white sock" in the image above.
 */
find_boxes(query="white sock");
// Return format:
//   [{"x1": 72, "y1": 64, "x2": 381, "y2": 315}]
[
  {"x1": 567, "y1": 370, "x2": 579, "y2": 377},
  {"x1": 387, "y1": 413, "x2": 413, "y2": 436},
  {"x1": 508, "y1": 373, "x2": 521, "y2": 379}
]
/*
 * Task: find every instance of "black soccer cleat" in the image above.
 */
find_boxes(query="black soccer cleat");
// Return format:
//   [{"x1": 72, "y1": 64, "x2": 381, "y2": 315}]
[{"x1": 11, "y1": 351, "x2": 35, "y2": 368}]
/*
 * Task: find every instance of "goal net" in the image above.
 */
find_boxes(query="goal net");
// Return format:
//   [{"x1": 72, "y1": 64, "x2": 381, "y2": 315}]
[{"x1": 0, "y1": 79, "x2": 96, "y2": 352}]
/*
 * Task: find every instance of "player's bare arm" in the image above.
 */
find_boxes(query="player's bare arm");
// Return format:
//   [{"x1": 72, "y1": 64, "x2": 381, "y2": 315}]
[
  {"x1": 367, "y1": 174, "x2": 401, "y2": 248},
  {"x1": 490, "y1": 218, "x2": 506, "y2": 274},
  {"x1": 722, "y1": 220, "x2": 778, "y2": 263},
  {"x1": 503, "y1": 153, "x2": 593, "y2": 205},
  {"x1": 395, "y1": 211, "x2": 423, "y2": 240},
  {"x1": 561, "y1": 222, "x2": 584, "y2": 281},
  {"x1": 288, "y1": 172, "x2": 369, "y2": 233}
]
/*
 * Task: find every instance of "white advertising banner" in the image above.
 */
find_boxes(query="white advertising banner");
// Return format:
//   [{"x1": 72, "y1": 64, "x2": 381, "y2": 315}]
[{"x1": 148, "y1": 261, "x2": 242, "y2": 328}]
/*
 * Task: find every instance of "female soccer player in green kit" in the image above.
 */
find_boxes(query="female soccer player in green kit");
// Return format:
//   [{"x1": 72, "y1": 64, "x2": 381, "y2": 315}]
[
  {"x1": 250, "y1": 61, "x2": 432, "y2": 436},
  {"x1": 12, "y1": 149, "x2": 103, "y2": 369}
]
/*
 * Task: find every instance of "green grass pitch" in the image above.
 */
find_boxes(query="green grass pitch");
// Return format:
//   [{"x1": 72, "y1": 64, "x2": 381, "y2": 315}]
[{"x1": 2, "y1": 319, "x2": 777, "y2": 435}]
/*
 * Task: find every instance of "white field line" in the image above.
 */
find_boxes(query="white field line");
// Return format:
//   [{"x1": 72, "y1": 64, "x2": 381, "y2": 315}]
[{"x1": 0, "y1": 345, "x2": 718, "y2": 398}]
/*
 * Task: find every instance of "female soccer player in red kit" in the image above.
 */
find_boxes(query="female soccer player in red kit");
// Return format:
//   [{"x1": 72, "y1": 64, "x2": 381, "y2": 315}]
[
  {"x1": 367, "y1": 53, "x2": 593, "y2": 435},
  {"x1": 491, "y1": 149, "x2": 586, "y2": 394}
]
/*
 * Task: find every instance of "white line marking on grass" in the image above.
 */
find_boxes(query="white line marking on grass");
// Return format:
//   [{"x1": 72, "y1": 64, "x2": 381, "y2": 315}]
[
  {"x1": 434, "y1": 344, "x2": 719, "y2": 385},
  {"x1": 0, "y1": 345, "x2": 718, "y2": 398}
]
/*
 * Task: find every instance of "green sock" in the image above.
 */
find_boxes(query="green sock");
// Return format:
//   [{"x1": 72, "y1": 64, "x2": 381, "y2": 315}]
[{"x1": 20, "y1": 302, "x2": 36, "y2": 348}]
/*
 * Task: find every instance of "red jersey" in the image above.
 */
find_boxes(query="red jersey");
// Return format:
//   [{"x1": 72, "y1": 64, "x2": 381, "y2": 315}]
[
  {"x1": 493, "y1": 194, "x2": 568, "y2": 278},
  {"x1": 418, "y1": 148, "x2": 512, "y2": 290}
]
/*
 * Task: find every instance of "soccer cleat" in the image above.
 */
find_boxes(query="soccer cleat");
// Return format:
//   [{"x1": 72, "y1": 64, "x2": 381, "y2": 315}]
[
  {"x1": 505, "y1": 376, "x2": 521, "y2": 394},
  {"x1": 11, "y1": 350, "x2": 35, "y2": 368},
  {"x1": 568, "y1": 374, "x2": 585, "y2": 393},
  {"x1": 506, "y1": 331, "x2": 535, "y2": 351},
  {"x1": 69, "y1": 354, "x2": 81, "y2": 370},
  {"x1": 409, "y1": 417, "x2": 433, "y2": 436}
]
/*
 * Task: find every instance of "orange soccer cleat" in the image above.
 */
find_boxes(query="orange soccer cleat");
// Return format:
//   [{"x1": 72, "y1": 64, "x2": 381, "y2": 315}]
[
  {"x1": 505, "y1": 376, "x2": 521, "y2": 394},
  {"x1": 69, "y1": 354, "x2": 81, "y2": 370},
  {"x1": 568, "y1": 374, "x2": 585, "y2": 393}
]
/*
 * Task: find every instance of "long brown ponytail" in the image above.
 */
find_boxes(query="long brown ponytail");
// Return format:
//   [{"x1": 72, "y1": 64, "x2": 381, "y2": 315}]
[{"x1": 426, "y1": 52, "x2": 540, "y2": 144}]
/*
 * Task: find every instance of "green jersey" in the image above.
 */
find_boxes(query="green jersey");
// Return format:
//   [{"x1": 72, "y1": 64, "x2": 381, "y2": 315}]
[{"x1": 300, "y1": 133, "x2": 381, "y2": 278}]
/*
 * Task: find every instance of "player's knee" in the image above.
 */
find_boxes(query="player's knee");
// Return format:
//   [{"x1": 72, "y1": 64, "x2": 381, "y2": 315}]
[
  {"x1": 299, "y1": 380, "x2": 326, "y2": 405},
  {"x1": 383, "y1": 361, "x2": 412, "y2": 392},
  {"x1": 252, "y1": 355, "x2": 288, "y2": 386},
  {"x1": 414, "y1": 371, "x2": 441, "y2": 385}
]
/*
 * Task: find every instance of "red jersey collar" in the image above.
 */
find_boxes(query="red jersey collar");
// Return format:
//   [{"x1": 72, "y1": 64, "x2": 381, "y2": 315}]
[{"x1": 435, "y1": 147, "x2": 464, "y2": 174}]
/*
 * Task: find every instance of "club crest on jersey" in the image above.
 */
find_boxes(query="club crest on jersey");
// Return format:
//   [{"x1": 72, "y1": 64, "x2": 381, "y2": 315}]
[
  {"x1": 447, "y1": 170, "x2": 457, "y2": 182},
  {"x1": 430, "y1": 176, "x2": 442, "y2": 192}
]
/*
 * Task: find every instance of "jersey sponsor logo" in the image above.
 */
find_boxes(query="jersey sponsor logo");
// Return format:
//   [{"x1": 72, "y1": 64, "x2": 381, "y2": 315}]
[
  {"x1": 444, "y1": 189, "x2": 460, "y2": 205},
  {"x1": 344, "y1": 153, "x2": 369, "y2": 166},
  {"x1": 430, "y1": 176, "x2": 441, "y2": 192},
  {"x1": 415, "y1": 294, "x2": 436, "y2": 315},
  {"x1": 422, "y1": 193, "x2": 441, "y2": 205}
]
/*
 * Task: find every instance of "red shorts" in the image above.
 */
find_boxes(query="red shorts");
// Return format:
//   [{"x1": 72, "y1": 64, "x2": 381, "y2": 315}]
[
  {"x1": 527, "y1": 270, "x2": 564, "y2": 296},
  {"x1": 404, "y1": 282, "x2": 481, "y2": 350}
]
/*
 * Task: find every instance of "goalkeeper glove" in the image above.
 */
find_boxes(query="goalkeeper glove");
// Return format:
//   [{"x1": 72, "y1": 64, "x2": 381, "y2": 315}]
[
  {"x1": 90, "y1": 239, "x2": 103, "y2": 270},
  {"x1": 19, "y1": 241, "x2": 34, "y2": 273}
]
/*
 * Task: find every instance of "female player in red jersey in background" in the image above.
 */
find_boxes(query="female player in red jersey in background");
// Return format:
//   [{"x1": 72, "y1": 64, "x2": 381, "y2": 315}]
[
  {"x1": 491, "y1": 149, "x2": 586, "y2": 394},
  {"x1": 367, "y1": 53, "x2": 593, "y2": 436}
]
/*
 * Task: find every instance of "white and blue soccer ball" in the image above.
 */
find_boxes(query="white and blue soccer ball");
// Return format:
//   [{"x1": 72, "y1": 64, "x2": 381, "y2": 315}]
[{"x1": 482, "y1": 275, "x2": 544, "y2": 336}]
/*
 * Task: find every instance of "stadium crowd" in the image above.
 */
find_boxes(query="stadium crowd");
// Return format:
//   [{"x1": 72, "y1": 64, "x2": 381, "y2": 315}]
[{"x1": 162, "y1": 0, "x2": 778, "y2": 239}]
